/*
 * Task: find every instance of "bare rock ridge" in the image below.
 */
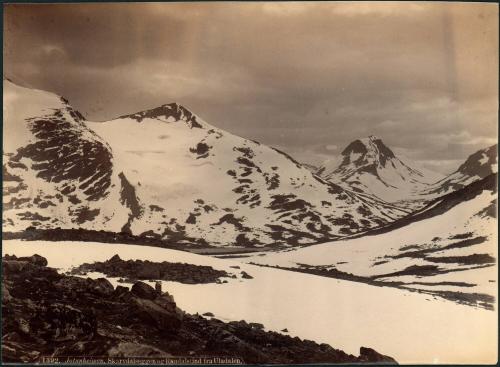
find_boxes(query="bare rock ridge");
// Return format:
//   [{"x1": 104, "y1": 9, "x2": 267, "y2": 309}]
[
  {"x1": 1, "y1": 254, "x2": 397, "y2": 364},
  {"x1": 458, "y1": 144, "x2": 497, "y2": 178},
  {"x1": 118, "y1": 102, "x2": 203, "y2": 128},
  {"x1": 337, "y1": 135, "x2": 398, "y2": 170},
  {"x1": 118, "y1": 172, "x2": 143, "y2": 234}
]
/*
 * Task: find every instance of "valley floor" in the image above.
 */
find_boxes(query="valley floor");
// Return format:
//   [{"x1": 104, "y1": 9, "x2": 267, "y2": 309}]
[
  {"x1": 240, "y1": 188, "x2": 498, "y2": 310},
  {"x1": 3, "y1": 240, "x2": 497, "y2": 364}
]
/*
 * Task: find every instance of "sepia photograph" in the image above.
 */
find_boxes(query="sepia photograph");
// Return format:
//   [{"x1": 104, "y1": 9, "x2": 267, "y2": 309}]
[{"x1": 2, "y1": 1, "x2": 498, "y2": 364}]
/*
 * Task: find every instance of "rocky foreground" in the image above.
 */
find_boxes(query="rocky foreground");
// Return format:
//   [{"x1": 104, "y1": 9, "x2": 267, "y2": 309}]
[{"x1": 2, "y1": 254, "x2": 397, "y2": 364}]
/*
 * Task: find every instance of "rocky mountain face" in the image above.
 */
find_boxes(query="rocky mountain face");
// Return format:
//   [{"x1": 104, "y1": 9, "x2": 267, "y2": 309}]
[
  {"x1": 422, "y1": 144, "x2": 498, "y2": 198},
  {"x1": 320, "y1": 136, "x2": 442, "y2": 204},
  {"x1": 2, "y1": 254, "x2": 397, "y2": 364},
  {"x1": 2, "y1": 80, "x2": 408, "y2": 249},
  {"x1": 3, "y1": 80, "x2": 129, "y2": 233}
]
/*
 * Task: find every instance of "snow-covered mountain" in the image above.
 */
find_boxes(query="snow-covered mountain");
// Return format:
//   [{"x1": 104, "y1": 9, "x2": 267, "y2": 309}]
[
  {"x1": 86, "y1": 106, "x2": 411, "y2": 247},
  {"x1": 320, "y1": 136, "x2": 497, "y2": 208},
  {"x1": 422, "y1": 144, "x2": 498, "y2": 198},
  {"x1": 3, "y1": 80, "x2": 409, "y2": 248},
  {"x1": 321, "y1": 135, "x2": 443, "y2": 204},
  {"x1": 3, "y1": 79, "x2": 129, "y2": 232}
]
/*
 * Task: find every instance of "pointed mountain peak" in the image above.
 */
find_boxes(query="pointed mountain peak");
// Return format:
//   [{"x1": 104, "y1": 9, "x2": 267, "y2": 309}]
[
  {"x1": 118, "y1": 102, "x2": 203, "y2": 129},
  {"x1": 338, "y1": 135, "x2": 396, "y2": 168}
]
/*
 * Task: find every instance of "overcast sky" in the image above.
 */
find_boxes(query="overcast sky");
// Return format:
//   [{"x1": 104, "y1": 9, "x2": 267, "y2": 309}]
[{"x1": 4, "y1": 2, "x2": 498, "y2": 174}]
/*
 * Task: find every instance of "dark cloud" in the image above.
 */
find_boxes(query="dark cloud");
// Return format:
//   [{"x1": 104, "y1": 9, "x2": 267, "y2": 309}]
[{"x1": 4, "y1": 2, "x2": 498, "y2": 174}]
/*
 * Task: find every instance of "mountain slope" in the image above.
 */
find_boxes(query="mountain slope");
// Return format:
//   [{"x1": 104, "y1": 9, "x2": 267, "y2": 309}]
[
  {"x1": 87, "y1": 105, "x2": 409, "y2": 247},
  {"x1": 322, "y1": 136, "x2": 442, "y2": 204},
  {"x1": 2, "y1": 79, "x2": 129, "y2": 232},
  {"x1": 3, "y1": 80, "x2": 409, "y2": 248},
  {"x1": 422, "y1": 144, "x2": 498, "y2": 198},
  {"x1": 244, "y1": 174, "x2": 497, "y2": 309}
]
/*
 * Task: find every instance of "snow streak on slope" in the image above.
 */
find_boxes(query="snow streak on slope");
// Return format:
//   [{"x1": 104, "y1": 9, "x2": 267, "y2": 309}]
[
  {"x1": 2, "y1": 240, "x2": 497, "y2": 364},
  {"x1": 244, "y1": 175, "x2": 497, "y2": 309}
]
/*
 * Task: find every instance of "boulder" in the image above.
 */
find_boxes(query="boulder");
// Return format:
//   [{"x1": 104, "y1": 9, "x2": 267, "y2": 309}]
[
  {"x1": 113, "y1": 285, "x2": 130, "y2": 298},
  {"x1": 91, "y1": 278, "x2": 114, "y2": 296},
  {"x1": 131, "y1": 281, "x2": 157, "y2": 300},
  {"x1": 241, "y1": 271, "x2": 253, "y2": 279},
  {"x1": 132, "y1": 297, "x2": 182, "y2": 330},
  {"x1": 18, "y1": 254, "x2": 48, "y2": 267},
  {"x1": 109, "y1": 254, "x2": 122, "y2": 263}
]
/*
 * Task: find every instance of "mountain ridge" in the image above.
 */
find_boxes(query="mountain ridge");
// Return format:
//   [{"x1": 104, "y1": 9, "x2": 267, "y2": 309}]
[
  {"x1": 320, "y1": 135, "x2": 497, "y2": 208},
  {"x1": 118, "y1": 103, "x2": 204, "y2": 128},
  {"x1": 3, "y1": 80, "x2": 409, "y2": 249}
]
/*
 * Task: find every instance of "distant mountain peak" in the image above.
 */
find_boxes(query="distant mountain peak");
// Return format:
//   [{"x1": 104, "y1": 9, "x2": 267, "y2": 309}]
[
  {"x1": 319, "y1": 135, "x2": 442, "y2": 203},
  {"x1": 118, "y1": 102, "x2": 203, "y2": 129},
  {"x1": 338, "y1": 135, "x2": 396, "y2": 169}
]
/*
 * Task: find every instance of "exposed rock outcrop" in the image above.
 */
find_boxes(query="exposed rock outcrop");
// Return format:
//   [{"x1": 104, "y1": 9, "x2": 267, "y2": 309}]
[{"x1": 71, "y1": 254, "x2": 232, "y2": 284}]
